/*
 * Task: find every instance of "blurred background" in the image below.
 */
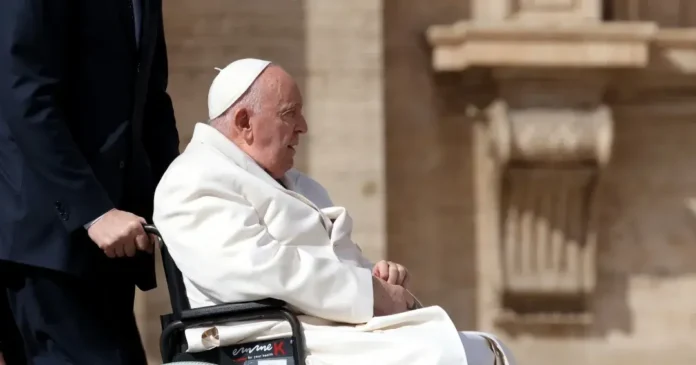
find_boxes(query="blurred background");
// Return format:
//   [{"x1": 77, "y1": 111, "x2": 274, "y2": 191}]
[{"x1": 134, "y1": 0, "x2": 696, "y2": 364}]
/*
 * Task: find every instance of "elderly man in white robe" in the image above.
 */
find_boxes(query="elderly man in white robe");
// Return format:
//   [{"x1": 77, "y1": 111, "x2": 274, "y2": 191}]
[{"x1": 153, "y1": 58, "x2": 516, "y2": 365}]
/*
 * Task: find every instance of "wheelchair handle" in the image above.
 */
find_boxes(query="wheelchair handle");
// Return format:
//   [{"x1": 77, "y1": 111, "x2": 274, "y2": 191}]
[
  {"x1": 143, "y1": 224, "x2": 162, "y2": 239},
  {"x1": 143, "y1": 224, "x2": 164, "y2": 251}
]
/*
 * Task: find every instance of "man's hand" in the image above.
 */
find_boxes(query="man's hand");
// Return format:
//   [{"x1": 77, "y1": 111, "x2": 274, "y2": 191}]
[
  {"x1": 372, "y1": 260, "x2": 409, "y2": 288},
  {"x1": 87, "y1": 209, "x2": 153, "y2": 258},
  {"x1": 372, "y1": 276, "x2": 420, "y2": 317}
]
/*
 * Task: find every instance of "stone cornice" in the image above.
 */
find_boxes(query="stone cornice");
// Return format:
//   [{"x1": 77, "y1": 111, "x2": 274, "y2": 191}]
[
  {"x1": 426, "y1": 21, "x2": 696, "y2": 73},
  {"x1": 427, "y1": 21, "x2": 657, "y2": 44},
  {"x1": 651, "y1": 29, "x2": 696, "y2": 73},
  {"x1": 654, "y1": 29, "x2": 696, "y2": 45}
]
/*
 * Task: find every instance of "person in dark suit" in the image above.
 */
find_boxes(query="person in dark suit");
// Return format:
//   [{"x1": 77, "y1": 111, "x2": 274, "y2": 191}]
[{"x1": 0, "y1": 0, "x2": 180, "y2": 363}]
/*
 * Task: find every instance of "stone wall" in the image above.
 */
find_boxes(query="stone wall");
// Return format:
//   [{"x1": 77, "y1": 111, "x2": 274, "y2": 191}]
[{"x1": 383, "y1": 0, "x2": 480, "y2": 331}]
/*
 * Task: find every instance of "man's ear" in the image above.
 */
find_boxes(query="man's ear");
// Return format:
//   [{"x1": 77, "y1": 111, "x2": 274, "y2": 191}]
[{"x1": 232, "y1": 108, "x2": 253, "y2": 142}]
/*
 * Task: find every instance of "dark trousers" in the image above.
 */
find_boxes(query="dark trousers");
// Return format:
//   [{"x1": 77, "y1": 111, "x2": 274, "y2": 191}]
[
  {"x1": 5, "y1": 267, "x2": 147, "y2": 365},
  {"x1": 1, "y1": 288, "x2": 26, "y2": 365}
]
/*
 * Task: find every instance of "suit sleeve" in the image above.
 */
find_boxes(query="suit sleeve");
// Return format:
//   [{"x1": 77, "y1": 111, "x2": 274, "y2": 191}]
[
  {"x1": 0, "y1": 0, "x2": 113, "y2": 232},
  {"x1": 143, "y1": 12, "x2": 180, "y2": 184},
  {"x1": 153, "y1": 169, "x2": 375, "y2": 324}
]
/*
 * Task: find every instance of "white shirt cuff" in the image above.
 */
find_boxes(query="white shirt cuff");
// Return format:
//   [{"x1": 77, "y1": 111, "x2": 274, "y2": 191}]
[{"x1": 84, "y1": 212, "x2": 108, "y2": 229}]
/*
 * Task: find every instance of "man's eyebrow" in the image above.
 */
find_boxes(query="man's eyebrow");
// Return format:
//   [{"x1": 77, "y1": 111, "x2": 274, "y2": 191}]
[{"x1": 280, "y1": 103, "x2": 300, "y2": 113}]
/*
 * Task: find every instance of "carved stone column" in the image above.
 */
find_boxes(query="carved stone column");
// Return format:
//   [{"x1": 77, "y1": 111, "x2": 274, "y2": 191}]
[{"x1": 488, "y1": 71, "x2": 613, "y2": 326}]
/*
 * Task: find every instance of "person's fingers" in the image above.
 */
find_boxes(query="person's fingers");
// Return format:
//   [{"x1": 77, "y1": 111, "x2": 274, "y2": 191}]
[
  {"x1": 135, "y1": 233, "x2": 150, "y2": 252},
  {"x1": 148, "y1": 234, "x2": 158, "y2": 253},
  {"x1": 373, "y1": 260, "x2": 389, "y2": 280},
  {"x1": 103, "y1": 246, "x2": 116, "y2": 258},
  {"x1": 396, "y1": 265, "x2": 407, "y2": 285},
  {"x1": 387, "y1": 262, "x2": 399, "y2": 284},
  {"x1": 128, "y1": 219, "x2": 148, "y2": 251},
  {"x1": 130, "y1": 219, "x2": 146, "y2": 236},
  {"x1": 123, "y1": 238, "x2": 137, "y2": 257},
  {"x1": 113, "y1": 240, "x2": 125, "y2": 258},
  {"x1": 402, "y1": 270, "x2": 411, "y2": 288},
  {"x1": 371, "y1": 261, "x2": 380, "y2": 276}
]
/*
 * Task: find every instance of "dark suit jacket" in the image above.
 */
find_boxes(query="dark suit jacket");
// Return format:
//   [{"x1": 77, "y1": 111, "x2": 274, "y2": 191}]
[{"x1": 0, "y1": 0, "x2": 180, "y2": 290}]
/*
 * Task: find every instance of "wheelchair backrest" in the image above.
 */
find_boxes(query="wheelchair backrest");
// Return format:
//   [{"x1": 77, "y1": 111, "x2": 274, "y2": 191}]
[{"x1": 143, "y1": 224, "x2": 191, "y2": 316}]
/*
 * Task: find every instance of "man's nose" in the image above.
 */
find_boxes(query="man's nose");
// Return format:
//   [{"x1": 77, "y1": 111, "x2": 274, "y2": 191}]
[{"x1": 296, "y1": 115, "x2": 308, "y2": 134}]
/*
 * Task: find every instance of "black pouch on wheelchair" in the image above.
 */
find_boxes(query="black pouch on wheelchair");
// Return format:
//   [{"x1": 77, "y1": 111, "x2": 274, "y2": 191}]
[{"x1": 173, "y1": 337, "x2": 297, "y2": 365}]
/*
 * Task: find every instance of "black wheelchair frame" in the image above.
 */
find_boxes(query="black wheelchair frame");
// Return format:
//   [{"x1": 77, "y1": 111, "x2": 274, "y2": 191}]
[{"x1": 143, "y1": 225, "x2": 307, "y2": 364}]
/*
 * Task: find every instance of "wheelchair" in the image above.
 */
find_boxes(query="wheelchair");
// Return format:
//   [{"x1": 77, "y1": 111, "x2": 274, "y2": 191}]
[{"x1": 143, "y1": 225, "x2": 307, "y2": 365}]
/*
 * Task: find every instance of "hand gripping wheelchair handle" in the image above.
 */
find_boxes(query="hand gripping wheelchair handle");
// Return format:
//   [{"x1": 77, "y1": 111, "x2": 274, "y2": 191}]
[{"x1": 141, "y1": 224, "x2": 306, "y2": 364}]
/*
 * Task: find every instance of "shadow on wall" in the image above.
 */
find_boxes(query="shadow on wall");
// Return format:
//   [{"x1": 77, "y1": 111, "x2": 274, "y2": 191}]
[
  {"x1": 383, "y1": 0, "x2": 477, "y2": 329},
  {"x1": 590, "y1": 117, "x2": 696, "y2": 337},
  {"x1": 136, "y1": 1, "x2": 307, "y2": 363},
  {"x1": 162, "y1": 0, "x2": 309, "y2": 170}
]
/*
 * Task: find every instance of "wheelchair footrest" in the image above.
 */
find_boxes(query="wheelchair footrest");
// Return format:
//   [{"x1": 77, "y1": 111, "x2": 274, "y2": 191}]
[{"x1": 173, "y1": 337, "x2": 298, "y2": 365}]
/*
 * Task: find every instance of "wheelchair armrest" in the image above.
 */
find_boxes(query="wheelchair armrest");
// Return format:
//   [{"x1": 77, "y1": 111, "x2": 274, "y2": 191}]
[
  {"x1": 161, "y1": 299, "x2": 305, "y2": 364},
  {"x1": 180, "y1": 298, "x2": 287, "y2": 322}
]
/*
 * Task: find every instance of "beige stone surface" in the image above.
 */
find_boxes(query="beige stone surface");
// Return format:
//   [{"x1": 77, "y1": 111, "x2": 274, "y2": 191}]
[
  {"x1": 134, "y1": 0, "x2": 696, "y2": 364},
  {"x1": 303, "y1": 0, "x2": 386, "y2": 262},
  {"x1": 426, "y1": 21, "x2": 656, "y2": 70},
  {"x1": 471, "y1": 0, "x2": 604, "y2": 23}
]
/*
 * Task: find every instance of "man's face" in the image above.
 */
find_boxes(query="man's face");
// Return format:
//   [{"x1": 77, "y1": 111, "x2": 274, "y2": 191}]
[{"x1": 248, "y1": 67, "x2": 307, "y2": 178}]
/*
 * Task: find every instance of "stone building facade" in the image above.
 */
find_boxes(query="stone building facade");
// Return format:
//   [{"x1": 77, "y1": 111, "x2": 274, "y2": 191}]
[{"x1": 135, "y1": 0, "x2": 696, "y2": 364}]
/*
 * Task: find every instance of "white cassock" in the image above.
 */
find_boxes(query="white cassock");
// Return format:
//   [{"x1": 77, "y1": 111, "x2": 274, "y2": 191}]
[{"x1": 153, "y1": 123, "x2": 515, "y2": 365}]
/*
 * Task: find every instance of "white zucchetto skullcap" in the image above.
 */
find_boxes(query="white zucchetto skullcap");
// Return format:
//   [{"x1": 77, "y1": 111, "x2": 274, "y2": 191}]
[{"x1": 207, "y1": 58, "x2": 271, "y2": 120}]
